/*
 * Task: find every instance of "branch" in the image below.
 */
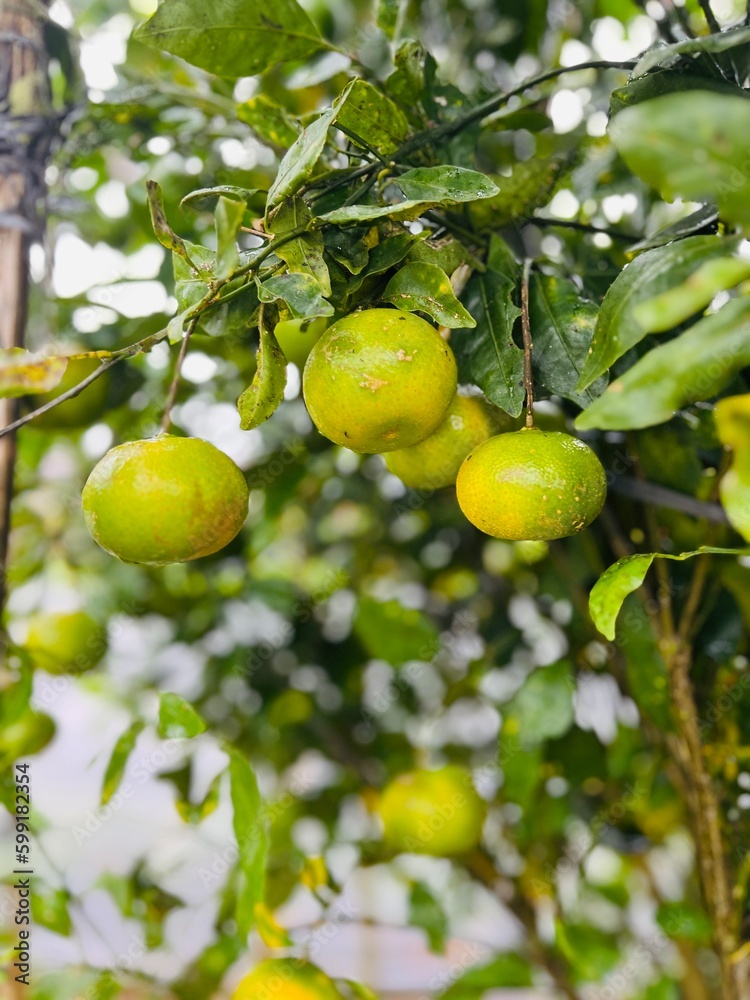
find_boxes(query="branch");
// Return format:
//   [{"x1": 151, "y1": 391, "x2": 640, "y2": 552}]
[
  {"x1": 698, "y1": 0, "x2": 721, "y2": 33},
  {"x1": 526, "y1": 216, "x2": 640, "y2": 242},
  {"x1": 607, "y1": 475, "x2": 729, "y2": 524},
  {"x1": 521, "y1": 258, "x2": 534, "y2": 429}
]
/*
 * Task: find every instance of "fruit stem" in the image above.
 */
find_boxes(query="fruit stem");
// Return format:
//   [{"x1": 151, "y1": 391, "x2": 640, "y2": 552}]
[
  {"x1": 160, "y1": 318, "x2": 196, "y2": 434},
  {"x1": 521, "y1": 258, "x2": 534, "y2": 429}
]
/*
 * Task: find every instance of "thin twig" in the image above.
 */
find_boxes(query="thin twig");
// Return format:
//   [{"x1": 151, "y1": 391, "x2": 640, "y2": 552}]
[
  {"x1": 0, "y1": 359, "x2": 120, "y2": 439},
  {"x1": 160, "y1": 319, "x2": 196, "y2": 433},
  {"x1": 521, "y1": 258, "x2": 534, "y2": 429},
  {"x1": 336, "y1": 123, "x2": 390, "y2": 166},
  {"x1": 698, "y1": 0, "x2": 721, "y2": 33},
  {"x1": 526, "y1": 216, "x2": 639, "y2": 242}
]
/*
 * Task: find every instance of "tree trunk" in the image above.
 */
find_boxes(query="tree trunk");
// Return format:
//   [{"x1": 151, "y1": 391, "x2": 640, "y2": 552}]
[{"x1": 0, "y1": 0, "x2": 53, "y2": 621}]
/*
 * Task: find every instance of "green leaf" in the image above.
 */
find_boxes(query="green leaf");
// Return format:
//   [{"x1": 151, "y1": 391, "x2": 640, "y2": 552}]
[
  {"x1": 452, "y1": 236, "x2": 524, "y2": 417},
  {"x1": 0, "y1": 663, "x2": 33, "y2": 727},
  {"x1": 469, "y1": 159, "x2": 563, "y2": 229},
  {"x1": 409, "y1": 882, "x2": 448, "y2": 953},
  {"x1": 347, "y1": 232, "x2": 421, "y2": 296},
  {"x1": 529, "y1": 273, "x2": 606, "y2": 407},
  {"x1": 133, "y1": 0, "x2": 323, "y2": 78},
  {"x1": 556, "y1": 921, "x2": 620, "y2": 981},
  {"x1": 173, "y1": 242, "x2": 257, "y2": 340},
  {"x1": 32, "y1": 889, "x2": 72, "y2": 937},
  {"x1": 237, "y1": 95, "x2": 301, "y2": 149},
  {"x1": 396, "y1": 165, "x2": 499, "y2": 205},
  {"x1": 628, "y1": 205, "x2": 719, "y2": 254},
  {"x1": 633, "y1": 255, "x2": 750, "y2": 333},
  {"x1": 589, "y1": 547, "x2": 749, "y2": 640},
  {"x1": 157, "y1": 693, "x2": 207, "y2": 740},
  {"x1": 323, "y1": 226, "x2": 370, "y2": 276},
  {"x1": 632, "y1": 25, "x2": 750, "y2": 78},
  {"x1": 268, "y1": 199, "x2": 330, "y2": 296},
  {"x1": 656, "y1": 902, "x2": 712, "y2": 944},
  {"x1": 354, "y1": 597, "x2": 439, "y2": 666},
  {"x1": 609, "y1": 91, "x2": 750, "y2": 227},
  {"x1": 267, "y1": 104, "x2": 339, "y2": 209},
  {"x1": 715, "y1": 395, "x2": 750, "y2": 542},
  {"x1": 578, "y1": 236, "x2": 748, "y2": 390},
  {"x1": 441, "y1": 953, "x2": 533, "y2": 997},
  {"x1": 257, "y1": 272, "x2": 334, "y2": 319},
  {"x1": 0, "y1": 348, "x2": 67, "y2": 399},
  {"x1": 383, "y1": 262, "x2": 476, "y2": 328},
  {"x1": 505, "y1": 661, "x2": 575, "y2": 746},
  {"x1": 609, "y1": 70, "x2": 748, "y2": 117},
  {"x1": 336, "y1": 79, "x2": 410, "y2": 155},
  {"x1": 101, "y1": 721, "x2": 145, "y2": 805},
  {"x1": 228, "y1": 748, "x2": 268, "y2": 936},
  {"x1": 237, "y1": 321, "x2": 287, "y2": 431},
  {"x1": 376, "y1": 0, "x2": 399, "y2": 37},
  {"x1": 215, "y1": 196, "x2": 245, "y2": 279},
  {"x1": 316, "y1": 199, "x2": 434, "y2": 225},
  {"x1": 180, "y1": 185, "x2": 263, "y2": 213},
  {"x1": 146, "y1": 180, "x2": 195, "y2": 267},
  {"x1": 576, "y1": 295, "x2": 750, "y2": 431}
]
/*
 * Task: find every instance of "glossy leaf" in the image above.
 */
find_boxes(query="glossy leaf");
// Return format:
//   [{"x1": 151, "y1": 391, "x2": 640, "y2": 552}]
[
  {"x1": 267, "y1": 104, "x2": 339, "y2": 209},
  {"x1": 215, "y1": 196, "x2": 245, "y2": 279},
  {"x1": 101, "y1": 721, "x2": 145, "y2": 806},
  {"x1": 577, "y1": 236, "x2": 747, "y2": 390},
  {"x1": 0, "y1": 348, "x2": 67, "y2": 399},
  {"x1": 347, "y1": 232, "x2": 421, "y2": 295},
  {"x1": 628, "y1": 205, "x2": 719, "y2": 254},
  {"x1": 173, "y1": 243, "x2": 257, "y2": 339},
  {"x1": 237, "y1": 322, "x2": 287, "y2": 430},
  {"x1": 268, "y1": 199, "x2": 330, "y2": 296},
  {"x1": 180, "y1": 186, "x2": 262, "y2": 213},
  {"x1": 237, "y1": 95, "x2": 300, "y2": 149},
  {"x1": 146, "y1": 180, "x2": 195, "y2": 266},
  {"x1": 228, "y1": 748, "x2": 268, "y2": 936},
  {"x1": 257, "y1": 272, "x2": 334, "y2": 319},
  {"x1": 632, "y1": 255, "x2": 750, "y2": 333},
  {"x1": 715, "y1": 395, "x2": 750, "y2": 541},
  {"x1": 609, "y1": 71, "x2": 748, "y2": 118},
  {"x1": 452, "y1": 236, "x2": 524, "y2": 417},
  {"x1": 383, "y1": 262, "x2": 476, "y2": 328},
  {"x1": 157, "y1": 693, "x2": 207, "y2": 740},
  {"x1": 576, "y1": 295, "x2": 750, "y2": 431},
  {"x1": 134, "y1": 0, "x2": 323, "y2": 78},
  {"x1": 336, "y1": 78, "x2": 410, "y2": 154},
  {"x1": 529, "y1": 273, "x2": 605, "y2": 406},
  {"x1": 323, "y1": 226, "x2": 370, "y2": 275},
  {"x1": 632, "y1": 25, "x2": 750, "y2": 78},
  {"x1": 396, "y1": 165, "x2": 499, "y2": 204},
  {"x1": 316, "y1": 199, "x2": 434, "y2": 225},
  {"x1": 609, "y1": 92, "x2": 750, "y2": 227},
  {"x1": 590, "y1": 547, "x2": 748, "y2": 640}
]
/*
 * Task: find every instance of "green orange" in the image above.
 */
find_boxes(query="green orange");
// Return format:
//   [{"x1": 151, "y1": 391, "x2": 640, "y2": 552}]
[
  {"x1": 233, "y1": 959, "x2": 344, "y2": 1000},
  {"x1": 456, "y1": 429, "x2": 606, "y2": 541},
  {"x1": 274, "y1": 316, "x2": 328, "y2": 368},
  {"x1": 82, "y1": 435, "x2": 249, "y2": 565},
  {"x1": 24, "y1": 610, "x2": 105, "y2": 675},
  {"x1": 378, "y1": 765, "x2": 485, "y2": 856},
  {"x1": 303, "y1": 308, "x2": 457, "y2": 453},
  {"x1": 385, "y1": 394, "x2": 503, "y2": 489}
]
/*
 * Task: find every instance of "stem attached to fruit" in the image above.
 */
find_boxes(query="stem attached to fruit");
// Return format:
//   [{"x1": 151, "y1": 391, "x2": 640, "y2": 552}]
[
  {"x1": 160, "y1": 318, "x2": 197, "y2": 434},
  {"x1": 521, "y1": 258, "x2": 534, "y2": 430}
]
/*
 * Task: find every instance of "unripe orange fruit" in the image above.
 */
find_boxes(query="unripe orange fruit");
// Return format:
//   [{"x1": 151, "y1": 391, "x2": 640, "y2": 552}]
[
  {"x1": 378, "y1": 766, "x2": 485, "y2": 856},
  {"x1": 274, "y1": 316, "x2": 328, "y2": 368},
  {"x1": 233, "y1": 958, "x2": 344, "y2": 1000},
  {"x1": 82, "y1": 435, "x2": 248, "y2": 565},
  {"x1": 385, "y1": 394, "x2": 502, "y2": 489},
  {"x1": 456, "y1": 429, "x2": 606, "y2": 540},
  {"x1": 23, "y1": 610, "x2": 105, "y2": 675},
  {"x1": 303, "y1": 308, "x2": 457, "y2": 453}
]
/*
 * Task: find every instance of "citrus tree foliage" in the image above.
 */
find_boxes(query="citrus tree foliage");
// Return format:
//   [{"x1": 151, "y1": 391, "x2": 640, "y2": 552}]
[{"x1": 5, "y1": 0, "x2": 750, "y2": 998}]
